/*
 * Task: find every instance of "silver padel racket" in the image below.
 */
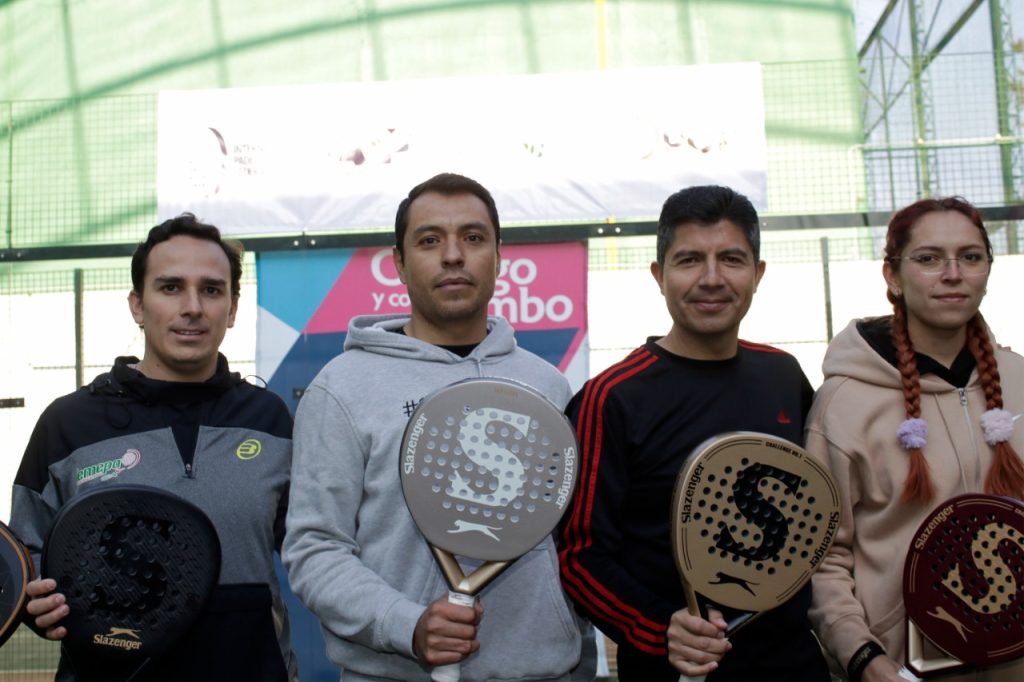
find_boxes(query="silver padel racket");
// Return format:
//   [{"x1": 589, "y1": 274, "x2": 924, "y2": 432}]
[
  {"x1": 400, "y1": 377, "x2": 579, "y2": 682},
  {"x1": 670, "y1": 432, "x2": 840, "y2": 682},
  {"x1": 903, "y1": 493, "x2": 1023, "y2": 678}
]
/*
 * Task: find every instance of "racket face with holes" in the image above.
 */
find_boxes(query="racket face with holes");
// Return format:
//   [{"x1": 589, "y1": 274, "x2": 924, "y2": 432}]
[
  {"x1": 400, "y1": 377, "x2": 579, "y2": 563},
  {"x1": 0, "y1": 520, "x2": 34, "y2": 648},
  {"x1": 903, "y1": 494, "x2": 1024, "y2": 673},
  {"x1": 42, "y1": 485, "x2": 220, "y2": 665},
  {"x1": 671, "y1": 432, "x2": 841, "y2": 613}
]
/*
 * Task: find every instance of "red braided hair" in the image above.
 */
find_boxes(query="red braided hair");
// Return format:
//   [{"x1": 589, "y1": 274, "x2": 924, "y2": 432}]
[
  {"x1": 966, "y1": 316, "x2": 1024, "y2": 498},
  {"x1": 889, "y1": 302, "x2": 934, "y2": 503},
  {"x1": 884, "y1": 197, "x2": 1021, "y2": 503}
]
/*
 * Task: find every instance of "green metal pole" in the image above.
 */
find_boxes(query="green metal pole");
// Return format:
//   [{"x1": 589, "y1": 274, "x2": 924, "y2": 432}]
[
  {"x1": 74, "y1": 268, "x2": 84, "y2": 389},
  {"x1": 820, "y1": 237, "x2": 834, "y2": 342},
  {"x1": 989, "y1": 0, "x2": 1018, "y2": 204},
  {"x1": 874, "y1": 40, "x2": 899, "y2": 209},
  {"x1": 908, "y1": 0, "x2": 932, "y2": 195},
  {"x1": 4, "y1": 103, "x2": 12, "y2": 251}
]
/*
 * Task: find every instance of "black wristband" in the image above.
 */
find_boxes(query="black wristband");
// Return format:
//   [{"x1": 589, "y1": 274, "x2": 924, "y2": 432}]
[{"x1": 848, "y1": 641, "x2": 886, "y2": 682}]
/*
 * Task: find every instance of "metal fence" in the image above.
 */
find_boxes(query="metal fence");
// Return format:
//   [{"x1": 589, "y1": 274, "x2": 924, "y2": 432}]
[{"x1": 1, "y1": 47, "x2": 1023, "y2": 675}]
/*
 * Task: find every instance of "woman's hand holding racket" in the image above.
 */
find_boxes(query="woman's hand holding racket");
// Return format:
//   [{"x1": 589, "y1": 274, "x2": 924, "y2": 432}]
[{"x1": 861, "y1": 656, "x2": 922, "y2": 682}]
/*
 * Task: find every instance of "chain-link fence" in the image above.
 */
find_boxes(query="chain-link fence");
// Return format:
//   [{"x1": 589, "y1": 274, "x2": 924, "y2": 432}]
[{"x1": 1, "y1": 11, "x2": 1023, "y2": 674}]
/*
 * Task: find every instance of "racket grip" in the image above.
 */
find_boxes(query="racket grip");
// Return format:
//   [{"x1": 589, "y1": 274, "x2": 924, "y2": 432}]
[
  {"x1": 897, "y1": 666, "x2": 922, "y2": 682},
  {"x1": 430, "y1": 591, "x2": 477, "y2": 682},
  {"x1": 678, "y1": 674, "x2": 706, "y2": 682}
]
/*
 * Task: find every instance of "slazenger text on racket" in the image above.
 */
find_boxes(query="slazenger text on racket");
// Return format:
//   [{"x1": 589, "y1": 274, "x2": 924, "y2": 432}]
[
  {"x1": 912, "y1": 503, "x2": 955, "y2": 551},
  {"x1": 810, "y1": 511, "x2": 840, "y2": 567},
  {"x1": 555, "y1": 446, "x2": 576, "y2": 510},
  {"x1": 403, "y1": 412, "x2": 428, "y2": 475},
  {"x1": 679, "y1": 463, "x2": 704, "y2": 523}
]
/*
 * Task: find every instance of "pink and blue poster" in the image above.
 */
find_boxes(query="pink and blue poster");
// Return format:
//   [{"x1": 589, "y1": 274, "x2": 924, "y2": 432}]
[{"x1": 256, "y1": 241, "x2": 589, "y2": 412}]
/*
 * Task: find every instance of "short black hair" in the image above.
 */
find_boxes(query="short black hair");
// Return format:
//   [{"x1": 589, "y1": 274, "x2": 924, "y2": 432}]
[
  {"x1": 394, "y1": 173, "x2": 500, "y2": 258},
  {"x1": 656, "y1": 185, "x2": 761, "y2": 266},
  {"x1": 131, "y1": 213, "x2": 242, "y2": 296}
]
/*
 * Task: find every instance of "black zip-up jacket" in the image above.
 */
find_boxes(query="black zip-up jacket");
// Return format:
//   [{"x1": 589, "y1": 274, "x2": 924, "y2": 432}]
[{"x1": 10, "y1": 355, "x2": 295, "y2": 681}]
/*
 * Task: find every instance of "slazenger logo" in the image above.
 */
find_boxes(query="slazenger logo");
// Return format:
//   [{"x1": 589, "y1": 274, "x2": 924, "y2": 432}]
[
  {"x1": 447, "y1": 520, "x2": 502, "y2": 541},
  {"x1": 93, "y1": 627, "x2": 142, "y2": 651},
  {"x1": 76, "y1": 449, "x2": 141, "y2": 485},
  {"x1": 236, "y1": 439, "x2": 262, "y2": 460}
]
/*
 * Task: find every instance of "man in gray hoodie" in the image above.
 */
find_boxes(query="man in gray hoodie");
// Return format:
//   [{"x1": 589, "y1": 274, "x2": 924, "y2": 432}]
[{"x1": 283, "y1": 173, "x2": 587, "y2": 681}]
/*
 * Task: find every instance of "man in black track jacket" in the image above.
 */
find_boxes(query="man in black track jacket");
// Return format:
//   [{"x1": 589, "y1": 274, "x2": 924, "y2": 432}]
[
  {"x1": 9, "y1": 214, "x2": 296, "y2": 681},
  {"x1": 557, "y1": 186, "x2": 829, "y2": 682}
]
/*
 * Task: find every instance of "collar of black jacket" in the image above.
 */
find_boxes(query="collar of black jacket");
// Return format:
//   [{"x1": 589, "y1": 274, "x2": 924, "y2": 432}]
[{"x1": 92, "y1": 354, "x2": 241, "y2": 402}]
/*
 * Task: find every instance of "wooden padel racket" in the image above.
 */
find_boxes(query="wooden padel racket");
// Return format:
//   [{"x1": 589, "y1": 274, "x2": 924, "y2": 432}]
[
  {"x1": 903, "y1": 493, "x2": 1023, "y2": 678},
  {"x1": 400, "y1": 377, "x2": 579, "y2": 682},
  {"x1": 0, "y1": 519, "x2": 34, "y2": 648},
  {"x1": 670, "y1": 432, "x2": 840, "y2": 681},
  {"x1": 42, "y1": 485, "x2": 221, "y2": 682}
]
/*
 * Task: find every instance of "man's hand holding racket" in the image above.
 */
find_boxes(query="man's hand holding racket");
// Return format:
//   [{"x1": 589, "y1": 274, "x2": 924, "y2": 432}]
[
  {"x1": 24, "y1": 578, "x2": 69, "y2": 640},
  {"x1": 413, "y1": 596, "x2": 484, "y2": 666},
  {"x1": 40, "y1": 485, "x2": 221, "y2": 682},
  {"x1": 667, "y1": 607, "x2": 731, "y2": 677},
  {"x1": 400, "y1": 377, "x2": 579, "y2": 682},
  {"x1": 669, "y1": 432, "x2": 841, "y2": 682}
]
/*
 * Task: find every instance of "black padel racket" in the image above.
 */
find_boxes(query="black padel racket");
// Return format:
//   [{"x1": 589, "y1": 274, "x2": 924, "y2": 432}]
[
  {"x1": 903, "y1": 493, "x2": 1023, "y2": 678},
  {"x1": 0, "y1": 520, "x2": 34, "y2": 648},
  {"x1": 400, "y1": 377, "x2": 579, "y2": 682},
  {"x1": 42, "y1": 485, "x2": 221, "y2": 682},
  {"x1": 670, "y1": 432, "x2": 840, "y2": 681}
]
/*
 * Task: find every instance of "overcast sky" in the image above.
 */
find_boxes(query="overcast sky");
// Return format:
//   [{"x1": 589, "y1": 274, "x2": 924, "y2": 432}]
[{"x1": 854, "y1": 0, "x2": 889, "y2": 47}]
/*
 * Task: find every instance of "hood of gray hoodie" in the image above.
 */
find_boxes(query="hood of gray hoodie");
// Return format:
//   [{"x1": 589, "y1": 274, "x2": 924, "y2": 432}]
[{"x1": 344, "y1": 313, "x2": 518, "y2": 363}]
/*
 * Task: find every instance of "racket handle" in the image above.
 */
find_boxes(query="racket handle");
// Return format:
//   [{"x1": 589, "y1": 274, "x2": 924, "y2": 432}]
[
  {"x1": 430, "y1": 591, "x2": 477, "y2": 682},
  {"x1": 897, "y1": 666, "x2": 922, "y2": 682},
  {"x1": 678, "y1": 674, "x2": 705, "y2": 682}
]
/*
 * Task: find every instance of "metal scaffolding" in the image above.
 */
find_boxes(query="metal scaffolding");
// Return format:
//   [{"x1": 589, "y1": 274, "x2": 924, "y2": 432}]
[{"x1": 859, "y1": 0, "x2": 1023, "y2": 212}]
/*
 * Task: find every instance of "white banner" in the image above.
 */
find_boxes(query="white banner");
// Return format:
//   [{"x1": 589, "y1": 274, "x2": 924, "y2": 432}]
[{"x1": 157, "y1": 64, "x2": 766, "y2": 234}]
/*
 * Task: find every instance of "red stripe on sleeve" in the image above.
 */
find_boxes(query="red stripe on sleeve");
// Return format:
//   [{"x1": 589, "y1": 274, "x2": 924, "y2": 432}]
[{"x1": 559, "y1": 347, "x2": 667, "y2": 648}]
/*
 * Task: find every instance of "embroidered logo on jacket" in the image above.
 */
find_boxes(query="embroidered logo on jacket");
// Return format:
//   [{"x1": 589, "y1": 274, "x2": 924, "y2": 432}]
[
  {"x1": 236, "y1": 438, "x2": 262, "y2": 460},
  {"x1": 76, "y1": 449, "x2": 141, "y2": 485}
]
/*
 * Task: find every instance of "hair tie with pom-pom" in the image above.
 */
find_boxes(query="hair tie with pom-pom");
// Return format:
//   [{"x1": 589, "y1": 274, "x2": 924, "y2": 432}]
[
  {"x1": 898, "y1": 418, "x2": 928, "y2": 450},
  {"x1": 980, "y1": 408, "x2": 1014, "y2": 445}
]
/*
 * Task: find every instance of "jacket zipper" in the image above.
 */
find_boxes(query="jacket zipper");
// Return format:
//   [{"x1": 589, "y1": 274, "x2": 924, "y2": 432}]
[{"x1": 958, "y1": 388, "x2": 982, "y2": 490}]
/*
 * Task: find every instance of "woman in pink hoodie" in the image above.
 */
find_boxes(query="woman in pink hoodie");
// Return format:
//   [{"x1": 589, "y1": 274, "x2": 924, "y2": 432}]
[{"x1": 805, "y1": 197, "x2": 1024, "y2": 682}]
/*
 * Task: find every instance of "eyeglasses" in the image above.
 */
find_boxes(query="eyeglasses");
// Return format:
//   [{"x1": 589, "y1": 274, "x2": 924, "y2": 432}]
[{"x1": 890, "y1": 252, "x2": 992, "y2": 275}]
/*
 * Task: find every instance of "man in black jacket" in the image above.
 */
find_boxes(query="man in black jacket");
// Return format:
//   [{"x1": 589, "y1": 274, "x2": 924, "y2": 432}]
[
  {"x1": 558, "y1": 185, "x2": 829, "y2": 682},
  {"x1": 10, "y1": 214, "x2": 296, "y2": 680}
]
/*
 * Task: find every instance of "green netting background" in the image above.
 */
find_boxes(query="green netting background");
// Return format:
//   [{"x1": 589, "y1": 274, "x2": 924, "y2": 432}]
[{"x1": 1, "y1": 0, "x2": 1022, "y2": 677}]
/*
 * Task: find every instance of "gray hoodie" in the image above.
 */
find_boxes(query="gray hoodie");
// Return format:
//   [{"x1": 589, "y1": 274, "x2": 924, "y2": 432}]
[{"x1": 283, "y1": 314, "x2": 583, "y2": 681}]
